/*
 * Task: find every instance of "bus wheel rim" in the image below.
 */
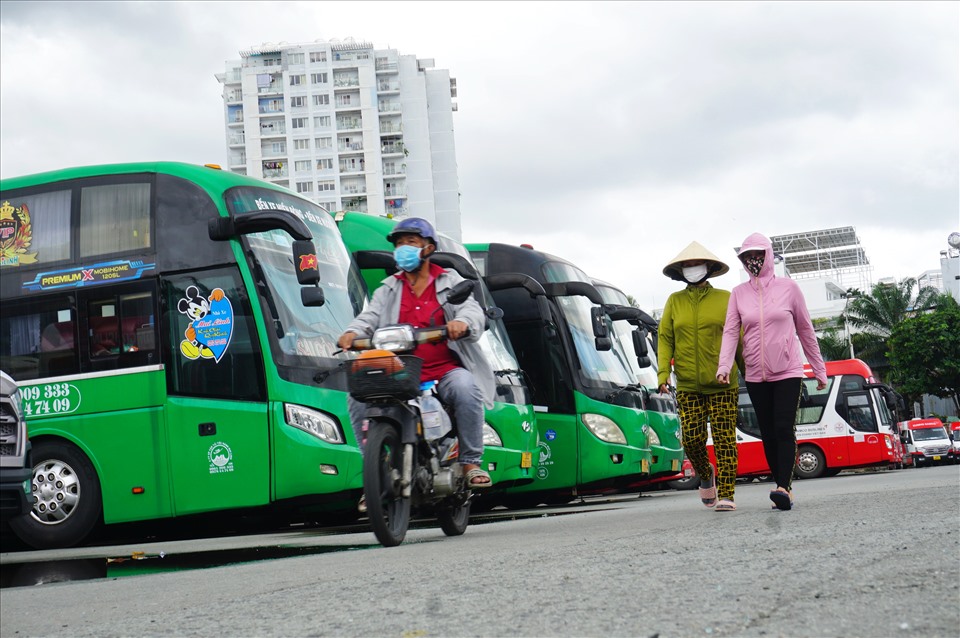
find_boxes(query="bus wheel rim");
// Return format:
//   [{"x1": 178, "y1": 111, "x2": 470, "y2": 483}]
[{"x1": 30, "y1": 459, "x2": 81, "y2": 525}]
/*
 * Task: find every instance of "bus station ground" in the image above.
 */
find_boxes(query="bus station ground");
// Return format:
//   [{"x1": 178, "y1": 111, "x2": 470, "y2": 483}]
[{"x1": 1, "y1": 465, "x2": 958, "y2": 637}]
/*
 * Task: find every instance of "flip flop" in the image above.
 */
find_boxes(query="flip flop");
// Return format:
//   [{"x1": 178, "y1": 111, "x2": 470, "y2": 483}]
[
  {"x1": 715, "y1": 499, "x2": 736, "y2": 512},
  {"x1": 770, "y1": 489, "x2": 792, "y2": 511},
  {"x1": 699, "y1": 471, "x2": 717, "y2": 508},
  {"x1": 465, "y1": 466, "x2": 493, "y2": 489}
]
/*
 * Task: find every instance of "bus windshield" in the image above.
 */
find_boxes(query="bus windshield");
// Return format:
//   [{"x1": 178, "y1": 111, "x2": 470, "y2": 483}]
[
  {"x1": 556, "y1": 295, "x2": 634, "y2": 388},
  {"x1": 226, "y1": 187, "x2": 366, "y2": 369}
]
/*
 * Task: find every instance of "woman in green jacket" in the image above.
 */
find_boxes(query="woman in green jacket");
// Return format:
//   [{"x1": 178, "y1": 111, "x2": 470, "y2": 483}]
[{"x1": 657, "y1": 241, "x2": 742, "y2": 511}]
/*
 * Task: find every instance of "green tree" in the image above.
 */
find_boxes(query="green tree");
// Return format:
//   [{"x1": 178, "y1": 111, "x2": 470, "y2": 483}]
[
  {"x1": 844, "y1": 279, "x2": 941, "y2": 376},
  {"x1": 816, "y1": 327, "x2": 851, "y2": 361},
  {"x1": 888, "y1": 295, "x2": 960, "y2": 413}
]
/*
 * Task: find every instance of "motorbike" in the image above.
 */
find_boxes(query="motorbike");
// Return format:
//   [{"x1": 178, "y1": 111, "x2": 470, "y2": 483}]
[{"x1": 344, "y1": 280, "x2": 477, "y2": 547}]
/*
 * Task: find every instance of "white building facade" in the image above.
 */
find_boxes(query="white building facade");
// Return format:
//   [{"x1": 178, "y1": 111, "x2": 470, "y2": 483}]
[{"x1": 216, "y1": 39, "x2": 463, "y2": 240}]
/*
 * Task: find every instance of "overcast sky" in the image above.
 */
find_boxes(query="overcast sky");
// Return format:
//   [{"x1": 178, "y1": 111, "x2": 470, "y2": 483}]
[{"x1": 1, "y1": 1, "x2": 957, "y2": 310}]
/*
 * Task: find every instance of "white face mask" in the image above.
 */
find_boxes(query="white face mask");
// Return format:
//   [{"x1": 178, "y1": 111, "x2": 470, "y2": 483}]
[{"x1": 682, "y1": 264, "x2": 709, "y2": 284}]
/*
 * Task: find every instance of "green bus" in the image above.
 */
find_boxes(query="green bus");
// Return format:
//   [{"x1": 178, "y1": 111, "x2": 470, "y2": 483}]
[
  {"x1": 467, "y1": 243, "x2": 654, "y2": 506},
  {"x1": 0, "y1": 162, "x2": 366, "y2": 548},
  {"x1": 332, "y1": 212, "x2": 537, "y2": 493},
  {"x1": 592, "y1": 278, "x2": 683, "y2": 485}
]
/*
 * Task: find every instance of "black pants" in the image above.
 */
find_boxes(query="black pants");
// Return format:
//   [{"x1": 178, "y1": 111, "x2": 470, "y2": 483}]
[{"x1": 746, "y1": 378, "x2": 802, "y2": 490}]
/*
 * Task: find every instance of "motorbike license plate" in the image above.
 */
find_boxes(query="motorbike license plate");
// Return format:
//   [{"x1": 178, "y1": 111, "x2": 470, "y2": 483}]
[{"x1": 521, "y1": 452, "x2": 533, "y2": 468}]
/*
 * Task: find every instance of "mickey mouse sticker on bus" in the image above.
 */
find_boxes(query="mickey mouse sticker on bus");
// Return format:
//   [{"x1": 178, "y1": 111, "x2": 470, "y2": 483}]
[{"x1": 177, "y1": 285, "x2": 234, "y2": 362}]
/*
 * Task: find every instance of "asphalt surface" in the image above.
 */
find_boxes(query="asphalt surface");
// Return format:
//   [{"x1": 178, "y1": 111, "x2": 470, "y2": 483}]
[{"x1": 1, "y1": 465, "x2": 958, "y2": 637}]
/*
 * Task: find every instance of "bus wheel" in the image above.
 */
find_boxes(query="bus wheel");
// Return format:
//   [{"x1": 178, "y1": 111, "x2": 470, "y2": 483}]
[
  {"x1": 9, "y1": 440, "x2": 103, "y2": 549},
  {"x1": 794, "y1": 445, "x2": 826, "y2": 480}
]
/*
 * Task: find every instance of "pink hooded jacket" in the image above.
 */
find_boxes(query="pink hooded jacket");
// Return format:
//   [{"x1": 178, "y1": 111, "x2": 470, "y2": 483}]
[{"x1": 717, "y1": 233, "x2": 827, "y2": 384}]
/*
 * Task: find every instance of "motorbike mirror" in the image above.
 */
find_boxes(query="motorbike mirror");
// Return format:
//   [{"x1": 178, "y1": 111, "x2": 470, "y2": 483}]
[
  {"x1": 595, "y1": 336, "x2": 612, "y2": 351},
  {"x1": 292, "y1": 240, "x2": 321, "y2": 286},
  {"x1": 590, "y1": 306, "x2": 609, "y2": 340},
  {"x1": 485, "y1": 307, "x2": 505, "y2": 321},
  {"x1": 300, "y1": 286, "x2": 326, "y2": 307},
  {"x1": 447, "y1": 280, "x2": 476, "y2": 305}
]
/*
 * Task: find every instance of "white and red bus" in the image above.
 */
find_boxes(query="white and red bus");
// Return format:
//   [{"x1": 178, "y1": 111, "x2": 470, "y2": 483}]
[{"x1": 706, "y1": 359, "x2": 900, "y2": 480}]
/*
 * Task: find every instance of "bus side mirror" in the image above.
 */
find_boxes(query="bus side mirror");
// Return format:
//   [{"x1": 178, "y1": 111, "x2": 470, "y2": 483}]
[
  {"x1": 301, "y1": 287, "x2": 325, "y2": 307},
  {"x1": 485, "y1": 307, "x2": 505, "y2": 321},
  {"x1": 447, "y1": 280, "x2": 475, "y2": 305},
  {"x1": 591, "y1": 306, "x2": 609, "y2": 340},
  {"x1": 595, "y1": 336, "x2": 612, "y2": 351},
  {"x1": 292, "y1": 240, "x2": 321, "y2": 286},
  {"x1": 632, "y1": 327, "x2": 649, "y2": 358}
]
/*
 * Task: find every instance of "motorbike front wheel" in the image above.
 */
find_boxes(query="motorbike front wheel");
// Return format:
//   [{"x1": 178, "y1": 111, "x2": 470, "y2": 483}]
[
  {"x1": 363, "y1": 423, "x2": 411, "y2": 547},
  {"x1": 437, "y1": 498, "x2": 471, "y2": 537}
]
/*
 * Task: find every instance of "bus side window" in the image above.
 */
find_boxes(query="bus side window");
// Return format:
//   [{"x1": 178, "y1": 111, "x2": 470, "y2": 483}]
[
  {"x1": 844, "y1": 393, "x2": 877, "y2": 432},
  {"x1": 0, "y1": 303, "x2": 78, "y2": 381},
  {"x1": 737, "y1": 388, "x2": 762, "y2": 439},
  {"x1": 797, "y1": 378, "x2": 831, "y2": 424}
]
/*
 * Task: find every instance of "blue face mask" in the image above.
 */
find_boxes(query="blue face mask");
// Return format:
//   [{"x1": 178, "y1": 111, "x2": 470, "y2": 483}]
[{"x1": 394, "y1": 245, "x2": 423, "y2": 272}]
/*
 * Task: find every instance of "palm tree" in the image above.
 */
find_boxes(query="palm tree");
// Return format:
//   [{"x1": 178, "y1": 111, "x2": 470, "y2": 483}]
[
  {"x1": 817, "y1": 328, "x2": 852, "y2": 362},
  {"x1": 844, "y1": 278, "x2": 941, "y2": 377},
  {"x1": 844, "y1": 278, "x2": 941, "y2": 337}
]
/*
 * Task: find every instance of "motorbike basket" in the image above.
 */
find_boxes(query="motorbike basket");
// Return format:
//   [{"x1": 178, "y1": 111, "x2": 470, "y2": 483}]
[{"x1": 348, "y1": 353, "x2": 423, "y2": 401}]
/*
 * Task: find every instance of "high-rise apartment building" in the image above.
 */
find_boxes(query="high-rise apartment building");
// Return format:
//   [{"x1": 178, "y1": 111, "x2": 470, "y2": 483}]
[{"x1": 216, "y1": 39, "x2": 463, "y2": 239}]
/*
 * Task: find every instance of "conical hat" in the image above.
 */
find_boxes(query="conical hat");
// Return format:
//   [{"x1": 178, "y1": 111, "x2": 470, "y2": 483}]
[{"x1": 662, "y1": 241, "x2": 730, "y2": 282}]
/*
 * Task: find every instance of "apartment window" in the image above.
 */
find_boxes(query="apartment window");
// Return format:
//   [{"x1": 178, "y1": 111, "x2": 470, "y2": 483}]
[
  {"x1": 318, "y1": 181, "x2": 336, "y2": 192},
  {"x1": 290, "y1": 96, "x2": 306, "y2": 108},
  {"x1": 315, "y1": 137, "x2": 332, "y2": 149},
  {"x1": 289, "y1": 74, "x2": 305, "y2": 86},
  {"x1": 293, "y1": 139, "x2": 310, "y2": 151},
  {"x1": 287, "y1": 53, "x2": 305, "y2": 65},
  {"x1": 311, "y1": 73, "x2": 328, "y2": 84},
  {"x1": 294, "y1": 160, "x2": 312, "y2": 171},
  {"x1": 314, "y1": 115, "x2": 331, "y2": 128},
  {"x1": 309, "y1": 52, "x2": 327, "y2": 63},
  {"x1": 292, "y1": 117, "x2": 308, "y2": 129},
  {"x1": 313, "y1": 94, "x2": 330, "y2": 106},
  {"x1": 270, "y1": 141, "x2": 286, "y2": 154},
  {"x1": 316, "y1": 158, "x2": 333, "y2": 170},
  {"x1": 296, "y1": 182, "x2": 314, "y2": 193}
]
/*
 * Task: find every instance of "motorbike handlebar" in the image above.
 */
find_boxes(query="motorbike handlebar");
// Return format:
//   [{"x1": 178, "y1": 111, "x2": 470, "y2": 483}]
[{"x1": 346, "y1": 325, "x2": 470, "y2": 352}]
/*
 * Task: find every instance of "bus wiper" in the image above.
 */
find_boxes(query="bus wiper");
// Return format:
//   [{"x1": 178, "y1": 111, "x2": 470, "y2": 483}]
[
  {"x1": 606, "y1": 383, "x2": 644, "y2": 401},
  {"x1": 495, "y1": 368, "x2": 524, "y2": 377},
  {"x1": 314, "y1": 361, "x2": 347, "y2": 384}
]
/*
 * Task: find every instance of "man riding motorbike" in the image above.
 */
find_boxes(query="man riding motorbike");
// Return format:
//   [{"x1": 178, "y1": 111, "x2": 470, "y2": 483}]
[{"x1": 337, "y1": 217, "x2": 495, "y2": 495}]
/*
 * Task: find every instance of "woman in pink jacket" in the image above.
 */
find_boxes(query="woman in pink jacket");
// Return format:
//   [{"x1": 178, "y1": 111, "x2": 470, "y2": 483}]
[{"x1": 716, "y1": 233, "x2": 827, "y2": 511}]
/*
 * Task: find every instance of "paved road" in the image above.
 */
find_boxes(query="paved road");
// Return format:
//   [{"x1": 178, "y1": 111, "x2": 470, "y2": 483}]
[{"x1": 2, "y1": 466, "x2": 958, "y2": 637}]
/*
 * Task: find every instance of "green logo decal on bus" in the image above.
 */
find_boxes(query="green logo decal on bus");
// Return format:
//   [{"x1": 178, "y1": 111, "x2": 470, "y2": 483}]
[
  {"x1": 177, "y1": 286, "x2": 234, "y2": 362},
  {"x1": 21, "y1": 382, "x2": 81, "y2": 418}
]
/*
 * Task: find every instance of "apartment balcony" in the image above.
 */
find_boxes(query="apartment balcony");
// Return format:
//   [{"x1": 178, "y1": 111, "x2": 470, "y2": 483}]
[
  {"x1": 337, "y1": 141, "x2": 364, "y2": 153},
  {"x1": 339, "y1": 160, "x2": 365, "y2": 174},
  {"x1": 382, "y1": 165, "x2": 406, "y2": 177},
  {"x1": 262, "y1": 162, "x2": 288, "y2": 179},
  {"x1": 226, "y1": 90, "x2": 243, "y2": 103},
  {"x1": 229, "y1": 153, "x2": 246, "y2": 167},
  {"x1": 377, "y1": 81, "x2": 399, "y2": 93},
  {"x1": 222, "y1": 71, "x2": 242, "y2": 85},
  {"x1": 333, "y1": 75, "x2": 360, "y2": 89},
  {"x1": 381, "y1": 142, "x2": 407, "y2": 156},
  {"x1": 341, "y1": 184, "x2": 367, "y2": 195},
  {"x1": 260, "y1": 124, "x2": 287, "y2": 137},
  {"x1": 378, "y1": 102, "x2": 401, "y2": 114},
  {"x1": 383, "y1": 187, "x2": 406, "y2": 197},
  {"x1": 336, "y1": 117, "x2": 362, "y2": 131},
  {"x1": 379, "y1": 122, "x2": 402, "y2": 134},
  {"x1": 227, "y1": 112, "x2": 244, "y2": 126},
  {"x1": 228, "y1": 133, "x2": 245, "y2": 146},
  {"x1": 375, "y1": 60, "x2": 398, "y2": 73},
  {"x1": 261, "y1": 147, "x2": 287, "y2": 159}
]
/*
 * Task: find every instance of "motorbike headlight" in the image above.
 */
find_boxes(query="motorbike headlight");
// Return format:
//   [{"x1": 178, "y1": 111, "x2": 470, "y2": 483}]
[
  {"x1": 646, "y1": 426, "x2": 661, "y2": 447},
  {"x1": 482, "y1": 422, "x2": 503, "y2": 447},
  {"x1": 284, "y1": 404, "x2": 345, "y2": 444},
  {"x1": 372, "y1": 325, "x2": 417, "y2": 352},
  {"x1": 582, "y1": 413, "x2": 627, "y2": 445}
]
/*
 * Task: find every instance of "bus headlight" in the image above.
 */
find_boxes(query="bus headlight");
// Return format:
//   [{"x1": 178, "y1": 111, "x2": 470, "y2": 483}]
[
  {"x1": 646, "y1": 426, "x2": 661, "y2": 447},
  {"x1": 582, "y1": 413, "x2": 627, "y2": 445},
  {"x1": 482, "y1": 422, "x2": 503, "y2": 447},
  {"x1": 284, "y1": 404, "x2": 345, "y2": 444}
]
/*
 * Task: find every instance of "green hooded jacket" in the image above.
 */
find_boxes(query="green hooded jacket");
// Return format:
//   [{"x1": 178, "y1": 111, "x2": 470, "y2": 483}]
[{"x1": 657, "y1": 283, "x2": 740, "y2": 394}]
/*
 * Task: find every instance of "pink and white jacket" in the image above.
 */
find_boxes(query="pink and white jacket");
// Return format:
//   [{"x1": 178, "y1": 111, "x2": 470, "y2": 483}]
[{"x1": 717, "y1": 233, "x2": 827, "y2": 384}]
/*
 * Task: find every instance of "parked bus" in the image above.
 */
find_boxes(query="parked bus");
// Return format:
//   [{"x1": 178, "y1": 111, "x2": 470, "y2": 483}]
[
  {"x1": 901, "y1": 418, "x2": 952, "y2": 467},
  {"x1": 0, "y1": 162, "x2": 367, "y2": 548},
  {"x1": 467, "y1": 243, "x2": 654, "y2": 506},
  {"x1": 591, "y1": 279, "x2": 684, "y2": 484},
  {"x1": 332, "y1": 212, "x2": 537, "y2": 493},
  {"x1": 718, "y1": 359, "x2": 899, "y2": 480}
]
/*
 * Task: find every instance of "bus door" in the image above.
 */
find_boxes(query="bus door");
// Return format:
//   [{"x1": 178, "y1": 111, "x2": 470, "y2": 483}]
[
  {"x1": 161, "y1": 268, "x2": 270, "y2": 516},
  {"x1": 838, "y1": 388, "x2": 885, "y2": 465},
  {"x1": 733, "y1": 387, "x2": 769, "y2": 475}
]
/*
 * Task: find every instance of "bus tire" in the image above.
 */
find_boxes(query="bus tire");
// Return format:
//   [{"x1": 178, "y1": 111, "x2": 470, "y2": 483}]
[
  {"x1": 794, "y1": 445, "x2": 827, "y2": 480},
  {"x1": 10, "y1": 440, "x2": 102, "y2": 549}
]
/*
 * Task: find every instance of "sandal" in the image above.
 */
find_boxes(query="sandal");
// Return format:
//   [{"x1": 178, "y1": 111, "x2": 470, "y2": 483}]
[
  {"x1": 698, "y1": 470, "x2": 717, "y2": 508},
  {"x1": 715, "y1": 499, "x2": 736, "y2": 512},
  {"x1": 357, "y1": 494, "x2": 367, "y2": 514},
  {"x1": 770, "y1": 488, "x2": 792, "y2": 511},
  {"x1": 464, "y1": 465, "x2": 492, "y2": 489}
]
